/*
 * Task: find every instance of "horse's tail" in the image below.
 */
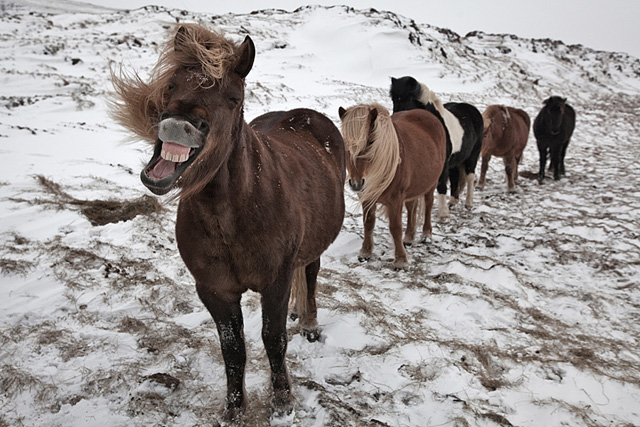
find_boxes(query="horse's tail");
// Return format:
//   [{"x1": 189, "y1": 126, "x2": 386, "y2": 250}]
[{"x1": 290, "y1": 266, "x2": 307, "y2": 321}]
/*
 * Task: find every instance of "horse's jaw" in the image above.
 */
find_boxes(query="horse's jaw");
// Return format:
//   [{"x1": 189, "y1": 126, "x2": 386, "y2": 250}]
[{"x1": 141, "y1": 118, "x2": 206, "y2": 195}]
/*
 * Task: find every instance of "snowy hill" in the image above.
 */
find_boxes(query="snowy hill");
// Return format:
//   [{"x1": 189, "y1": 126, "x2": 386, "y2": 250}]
[{"x1": 1, "y1": 2, "x2": 640, "y2": 426}]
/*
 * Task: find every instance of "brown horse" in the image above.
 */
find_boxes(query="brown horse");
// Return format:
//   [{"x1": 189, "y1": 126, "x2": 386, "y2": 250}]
[
  {"x1": 477, "y1": 105, "x2": 531, "y2": 192},
  {"x1": 338, "y1": 103, "x2": 446, "y2": 268},
  {"x1": 110, "y1": 24, "x2": 345, "y2": 421}
]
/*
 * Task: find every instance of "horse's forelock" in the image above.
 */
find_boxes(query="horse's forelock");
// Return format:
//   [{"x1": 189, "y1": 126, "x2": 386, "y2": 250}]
[
  {"x1": 342, "y1": 104, "x2": 400, "y2": 211},
  {"x1": 165, "y1": 24, "x2": 237, "y2": 88},
  {"x1": 109, "y1": 25, "x2": 240, "y2": 143},
  {"x1": 341, "y1": 105, "x2": 372, "y2": 158}
]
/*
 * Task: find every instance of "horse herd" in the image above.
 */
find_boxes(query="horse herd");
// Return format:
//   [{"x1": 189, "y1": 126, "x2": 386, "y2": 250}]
[{"x1": 110, "y1": 26, "x2": 576, "y2": 421}]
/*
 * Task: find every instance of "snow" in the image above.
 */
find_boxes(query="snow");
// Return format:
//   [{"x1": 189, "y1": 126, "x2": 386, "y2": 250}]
[{"x1": 1, "y1": 2, "x2": 640, "y2": 426}]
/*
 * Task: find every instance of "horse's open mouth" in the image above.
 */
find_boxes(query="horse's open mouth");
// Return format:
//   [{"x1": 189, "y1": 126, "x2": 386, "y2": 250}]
[{"x1": 140, "y1": 118, "x2": 206, "y2": 195}]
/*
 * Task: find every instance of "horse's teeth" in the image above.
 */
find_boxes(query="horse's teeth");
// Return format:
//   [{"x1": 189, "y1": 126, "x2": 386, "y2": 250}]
[{"x1": 161, "y1": 150, "x2": 189, "y2": 163}]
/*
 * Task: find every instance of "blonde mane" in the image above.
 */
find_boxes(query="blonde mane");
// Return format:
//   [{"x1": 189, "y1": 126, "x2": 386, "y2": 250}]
[
  {"x1": 109, "y1": 24, "x2": 237, "y2": 144},
  {"x1": 418, "y1": 83, "x2": 464, "y2": 153},
  {"x1": 341, "y1": 103, "x2": 400, "y2": 212}
]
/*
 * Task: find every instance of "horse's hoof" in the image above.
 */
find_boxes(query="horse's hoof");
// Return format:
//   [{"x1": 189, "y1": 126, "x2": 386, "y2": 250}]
[
  {"x1": 289, "y1": 312, "x2": 299, "y2": 321},
  {"x1": 271, "y1": 391, "x2": 294, "y2": 420},
  {"x1": 302, "y1": 328, "x2": 321, "y2": 342},
  {"x1": 357, "y1": 255, "x2": 370, "y2": 262},
  {"x1": 222, "y1": 404, "x2": 243, "y2": 424},
  {"x1": 403, "y1": 241, "x2": 413, "y2": 248},
  {"x1": 393, "y1": 259, "x2": 408, "y2": 269}
]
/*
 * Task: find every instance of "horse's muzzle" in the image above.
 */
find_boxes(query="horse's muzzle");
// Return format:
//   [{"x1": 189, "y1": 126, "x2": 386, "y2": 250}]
[
  {"x1": 158, "y1": 117, "x2": 206, "y2": 148},
  {"x1": 348, "y1": 178, "x2": 365, "y2": 193}
]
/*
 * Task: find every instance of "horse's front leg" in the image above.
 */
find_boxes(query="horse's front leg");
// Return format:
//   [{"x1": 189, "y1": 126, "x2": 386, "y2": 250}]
[
  {"x1": 388, "y1": 201, "x2": 408, "y2": 268},
  {"x1": 359, "y1": 204, "x2": 376, "y2": 261},
  {"x1": 550, "y1": 143, "x2": 562, "y2": 180},
  {"x1": 403, "y1": 199, "x2": 418, "y2": 246},
  {"x1": 448, "y1": 167, "x2": 461, "y2": 207},
  {"x1": 537, "y1": 143, "x2": 547, "y2": 183},
  {"x1": 477, "y1": 153, "x2": 491, "y2": 190},
  {"x1": 261, "y1": 270, "x2": 295, "y2": 416},
  {"x1": 196, "y1": 282, "x2": 246, "y2": 421},
  {"x1": 436, "y1": 169, "x2": 450, "y2": 222}
]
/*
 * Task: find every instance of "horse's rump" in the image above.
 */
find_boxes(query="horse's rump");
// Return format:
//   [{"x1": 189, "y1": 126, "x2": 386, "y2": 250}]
[
  {"x1": 250, "y1": 108, "x2": 345, "y2": 266},
  {"x1": 390, "y1": 109, "x2": 447, "y2": 199}
]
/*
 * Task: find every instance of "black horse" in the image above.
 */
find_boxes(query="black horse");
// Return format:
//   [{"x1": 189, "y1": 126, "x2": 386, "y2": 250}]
[
  {"x1": 533, "y1": 96, "x2": 576, "y2": 182},
  {"x1": 390, "y1": 76, "x2": 483, "y2": 218}
]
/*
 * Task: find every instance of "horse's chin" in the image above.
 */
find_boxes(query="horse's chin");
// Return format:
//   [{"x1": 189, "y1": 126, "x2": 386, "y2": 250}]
[{"x1": 141, "y1": 140, "x2": 203, "y2": 195}]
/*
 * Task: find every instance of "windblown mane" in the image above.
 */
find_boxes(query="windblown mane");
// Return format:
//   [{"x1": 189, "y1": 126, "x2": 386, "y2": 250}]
[
  {"x1": 341, "y1": 103, "x2": 400, "y2": 212},
  {"x1": 109, "y1": 24, "x2": 238, "y2": 144},
  {"x1": 417, "y1": 83, "x2": 464, "y2": 153}
]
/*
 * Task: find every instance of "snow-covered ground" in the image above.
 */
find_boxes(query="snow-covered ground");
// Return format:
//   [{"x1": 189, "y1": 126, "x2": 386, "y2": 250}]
[{"x1": 1, "y1": 2, "x2": 639, "y2": 426}]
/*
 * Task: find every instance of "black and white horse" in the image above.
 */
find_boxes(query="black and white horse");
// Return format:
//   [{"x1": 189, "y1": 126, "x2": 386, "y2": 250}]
[
  {"x1": 533, "y1": 96, "x2": 576, "y2": 182},
  {"x1": 390, "y1": 76, "x2": 483, "y2": 221}
]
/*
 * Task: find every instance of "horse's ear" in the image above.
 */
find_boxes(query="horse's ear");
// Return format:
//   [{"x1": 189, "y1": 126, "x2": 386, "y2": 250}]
[
  {"x1": 338, "y1": 107, "x2": 346, "y2": 119},
  {"x1": 235, "y1": 36, "x2": 255, "y2": 78},
  {"x1": 368, "y1": 107, "x2": 378, "y2": 124},
  {"x1": 174, "y1": 26, "x2": 189, "y2": 52}
]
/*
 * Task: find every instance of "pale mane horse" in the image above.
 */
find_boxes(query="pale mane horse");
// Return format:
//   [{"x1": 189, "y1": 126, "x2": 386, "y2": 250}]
[{"x1": 339, "y1": 103, "x2": 446, "y2": 268}]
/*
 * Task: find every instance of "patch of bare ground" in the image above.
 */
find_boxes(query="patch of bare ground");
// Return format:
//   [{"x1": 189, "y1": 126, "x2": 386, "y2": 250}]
[{"x1": 9, "y1": 175, "x2": 163, "y2": 226}]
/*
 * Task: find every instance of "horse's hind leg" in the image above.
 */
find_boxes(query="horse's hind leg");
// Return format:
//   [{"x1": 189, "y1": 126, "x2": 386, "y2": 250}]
[
  {"x1": 295, "y1": 259, "x2": 321, "y2": 342},
  {"x1": 403, "y1": 199, "x2": 418, "y2": 246},
  {"x1": 196, "y1": 282, "x2": 246, "y2": 421},
  {"x1": 421, "y1": 188, "x2": 435, "y2": 242},
  {"x1": 436, "y1": 170, "x2": 450, "y2": 222},
  {"x1": 261, "y1": 269, "x2": 295, "y2": 415},
  {"x1": 504, "y1": 156, "x2": 517, "y2": 192},
  {"x1": 550, "y1": 143, "x2": 562, "y2": 180},
  {"x1": 388, "y1": 201, "x2": 408, "y2": 268}
]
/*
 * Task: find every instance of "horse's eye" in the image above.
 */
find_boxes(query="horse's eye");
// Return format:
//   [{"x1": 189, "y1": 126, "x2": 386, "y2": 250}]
[{"x1": 228, "y1": 97, "x2": 240, "y2": 106}]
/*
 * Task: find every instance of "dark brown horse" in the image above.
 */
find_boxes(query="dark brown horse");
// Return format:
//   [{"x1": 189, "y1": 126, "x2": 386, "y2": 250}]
[
  {"x1": 477, "y1": 105, "x2": 531, "y2": 192},
  {"x1": 338, "y1": 103, "x2": 446, "y2": 268},
  {"x1": 110, "y1": 24, "x2": 345, "y2": 421}
]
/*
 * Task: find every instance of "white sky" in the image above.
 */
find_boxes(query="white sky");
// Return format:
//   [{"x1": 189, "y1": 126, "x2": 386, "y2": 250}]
[{"x1": 77, "y1": 0, "x2": 639, "y2": 58}]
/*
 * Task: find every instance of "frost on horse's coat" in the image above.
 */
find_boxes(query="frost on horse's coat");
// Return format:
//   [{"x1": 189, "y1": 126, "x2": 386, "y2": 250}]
[{"x1": 110, "y1": 24, "x2": 345, "y2": 422}]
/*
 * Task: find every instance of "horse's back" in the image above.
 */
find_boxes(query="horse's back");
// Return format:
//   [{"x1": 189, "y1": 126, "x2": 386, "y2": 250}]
[
  {"x1": 391, "y1": 109, "x2": 447, "y2": 186},
  {"x1": 251, "y1": 109, "x2": 345, "y2": 178},
  {"x1": 392, "y1": 109, "x2": 446, "y2": 144},
  {"x1": 483, "y1": 106, "x2": 529, "y2": 156}
]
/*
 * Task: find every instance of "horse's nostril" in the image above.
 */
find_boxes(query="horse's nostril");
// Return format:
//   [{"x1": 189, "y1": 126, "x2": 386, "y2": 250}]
[{"x1": 196, "y1": 120, "x2": 209, "y2": 134}]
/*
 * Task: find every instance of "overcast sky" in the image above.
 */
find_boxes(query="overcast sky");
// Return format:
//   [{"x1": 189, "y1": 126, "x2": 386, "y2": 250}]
[{"x1": 80, "y1": 0, "x2": 639, "y2": 58}]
